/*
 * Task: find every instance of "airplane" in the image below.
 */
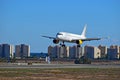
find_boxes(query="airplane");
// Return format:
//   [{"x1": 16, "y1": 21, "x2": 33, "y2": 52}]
[{"x1": 42, "y1": 24, "x2": 101, "y2": 47}]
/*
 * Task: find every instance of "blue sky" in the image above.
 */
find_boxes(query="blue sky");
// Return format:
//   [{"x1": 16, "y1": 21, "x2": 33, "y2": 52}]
[{"x1": 0, "y1": 0, "x2": 120, "y2": 52}]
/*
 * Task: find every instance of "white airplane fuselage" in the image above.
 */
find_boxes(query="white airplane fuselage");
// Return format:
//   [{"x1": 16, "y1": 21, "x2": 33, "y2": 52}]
[{"x1": 56, "y1": 32, "x2": 86, "y2": 42}]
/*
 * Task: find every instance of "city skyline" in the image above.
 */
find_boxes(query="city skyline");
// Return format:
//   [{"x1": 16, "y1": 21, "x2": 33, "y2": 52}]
[
  {"x1": 0, "y1": 0, "x2": 120, "y2": 52},
  {"x1": 0, "y1": 43, "x2": 120, "y2": 60},
  {"x1": 0, "y1": 43, "x2": 120, "y2": 53},
  {"x1": 48, "y1": 44, "x2": 120, "y2": 59}
]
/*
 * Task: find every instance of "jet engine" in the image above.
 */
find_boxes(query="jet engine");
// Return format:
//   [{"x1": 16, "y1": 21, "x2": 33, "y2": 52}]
[
  {"x1": 53, "y1": 39, "x2": 59, "y2": 44},
  {"x1": 76, "y1": 40, "x2": 83, "y2": 45}
]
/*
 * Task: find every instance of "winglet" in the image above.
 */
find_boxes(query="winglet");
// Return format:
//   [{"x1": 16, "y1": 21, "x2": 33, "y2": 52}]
[{"x1": 81, "y1": 24, "x2": 87, "y2": 37}]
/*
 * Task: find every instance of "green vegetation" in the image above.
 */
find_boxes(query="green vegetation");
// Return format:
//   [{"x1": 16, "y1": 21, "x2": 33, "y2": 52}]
[{"x1": 0, "y1": 68, "x2": 120, "y2": 80}]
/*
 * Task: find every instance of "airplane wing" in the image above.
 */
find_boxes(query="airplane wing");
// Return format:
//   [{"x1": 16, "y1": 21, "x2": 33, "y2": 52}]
[
  {"x1": 71, "y1": 38, "x2": 101, "y2": 42},
  {"x1": 81, "y1": 38, "x2": 101, "y2": 41},
  {"x1": 81, "y1": 37, "x2": 109, "y2": 41},
  {"x1": 41, "y1": 36, "x2": 56, "y2": 39}
]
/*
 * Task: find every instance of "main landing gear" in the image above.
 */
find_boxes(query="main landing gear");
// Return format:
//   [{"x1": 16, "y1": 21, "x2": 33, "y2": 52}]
[
  {"x1": 59, "y1": 42, "x2": 81, "y2": 47},
  {"x1": 60, "y1": 41, "x2": 66, "y2": 47}
]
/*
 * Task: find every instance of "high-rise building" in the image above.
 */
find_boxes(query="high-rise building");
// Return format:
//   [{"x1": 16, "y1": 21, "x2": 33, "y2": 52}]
[
  {"x1": 48, "y1": 45, "x2": 60, "y2": 58},
  {"x1": 15, "y1": 44, "x2": 30, "y2": 58},
  {"x1": 21, "y1": 44, "x2": 30, "y2": 57},
  {"x1": 59, "y1": 46, "x2": 69, "y2": 58},
  {"x1": 69, "y1": 46, "x2": 77, "y2": 59},
  {"x1": 48, "y1": 45, "x2": 54, "y2": 56},
  {"x1": 0, "y1": 45, "x2": 2, "y2": 58},
  {"x1": 110, "y1": 45, "x2": 120, "y2": 54},
  {"x1": 0, "y1": 44, "x2": 14, "y2": 59},
  {"x1": 119, "y1": 46, "x2": 120, "y2": 58},
  {"x1": 10, "y1": 45, "x2": 14, "y2": 59},
  {"x1": 65, "y1": 46, "x2": 69, "y2": 58},
  {"x1": 48, "y1": 45, "x2": 84, "y2": 59},
  {"x1": 98, "y1": 45, "x2": 107, "y2": 58},
  {"x1": 84, "y1": 45, "x2": 101, "y2": 59},
  {"x1": 76, "y1": 46, "x2": 84, "y2": 58},
  {"x1": 69, "y1": 45, "x2": 84, "y2": 59},
  {"x1": 107, "y1": 45, "x2": 119, "y2": 59},
  {"x1": 48, "y1": 45, "x2": 69, "y2": 58},
  {"x1": 15, "y1": 45, "x2": 21, "y2": 58}
]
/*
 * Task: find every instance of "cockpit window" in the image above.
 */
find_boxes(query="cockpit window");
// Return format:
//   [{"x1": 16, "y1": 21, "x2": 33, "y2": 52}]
[{"x1": 57, "y1": 33, "x2": 63, "y2": 35}]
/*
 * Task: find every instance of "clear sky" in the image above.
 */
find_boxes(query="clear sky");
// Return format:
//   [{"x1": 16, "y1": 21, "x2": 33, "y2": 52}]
[{"x1": 0, "y1": 0, "x2": 120, "y2": 52}]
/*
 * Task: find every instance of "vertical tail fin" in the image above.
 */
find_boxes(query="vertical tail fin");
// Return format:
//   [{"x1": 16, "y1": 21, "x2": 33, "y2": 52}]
[{"x1": 81, "y1": 24, "x2": 87, "y2": 37}]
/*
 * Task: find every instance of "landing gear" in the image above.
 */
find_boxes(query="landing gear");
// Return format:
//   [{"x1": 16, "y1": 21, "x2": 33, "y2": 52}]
[
  {"x1": 60, "y1": 41, "x2": 66, "y2": 47},
  {"x1": 62, "y1": 44, "x2": 66, "y2": 47}
]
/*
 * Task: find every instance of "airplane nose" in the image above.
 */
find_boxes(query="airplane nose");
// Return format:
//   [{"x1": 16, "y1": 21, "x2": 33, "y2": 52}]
[
  {"x1": 56, "y1": 32, "x2": 63, "y2": 39},
  {"x1": 56, "y1": 34, "x2": 62, "y2": 39},
  {"x1": 56, "y1": 34, "x2": 59, "y2": 38},
  {"x1": 56, "y1": 35, "x2": 60, "y2": 38}
]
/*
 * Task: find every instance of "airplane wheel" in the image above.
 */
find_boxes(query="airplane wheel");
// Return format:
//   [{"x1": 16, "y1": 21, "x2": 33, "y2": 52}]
[
  {"x1": 62, "y1": 44, "x2": 66, "y2": 47},
  {"x1": 60, "y1": 43, "x2": 62, "y2": 46}
]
